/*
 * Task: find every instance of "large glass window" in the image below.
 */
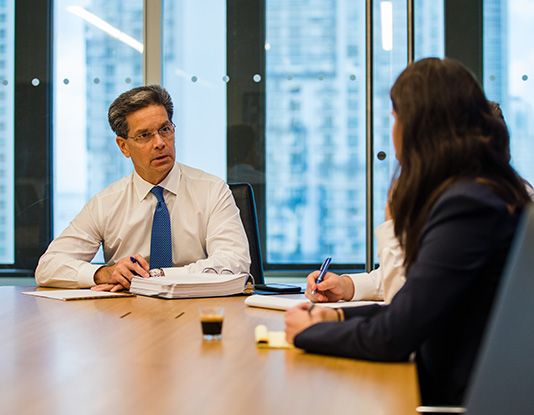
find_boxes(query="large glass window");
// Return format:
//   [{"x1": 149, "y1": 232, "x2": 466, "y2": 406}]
[
  {"x1": 414, "y1": 0, "x2": 444, "y2": 61},
  {"x1": 1, "y1": 0, "x2": 525, "y2": 276},
  {"x1": 372, "y1": 0, "x2": 408, "y2": 259},
  {"x1": 373, "y1": 0, "x2": 443, "y2": 260},
  {"x1": 15, "y1": 0, "x2": 447, "y2": 272},
  {"x1": 54, "y1": 0, "x2": 227, "y2": 247},
  {"x1": 162, "y1": 0, "x2": 227, "y2": 179},
  {"x1": 53, "y1": 0, "x2": 143, "y2": 241},
  {"x1": 484, "y1": 0, "x2": 534, "y2": 186},
  {"x1": 265, "y1": 0, "x2": 444, "y2": 268},
  {"x1": 0, "y1": 0, "x2": 13, "y2": 263},
  {"x1": 265, "y1": 0, "x2": 366, "y2": 265}
]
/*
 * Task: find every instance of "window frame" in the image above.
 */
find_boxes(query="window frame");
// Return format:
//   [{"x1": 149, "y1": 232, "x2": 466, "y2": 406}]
[
  {"x1": 3, "y1": 0, "x2": 484, "y2": 277},
  {"x1": 7, "y1": 0, "x2": 53, "y2": 274}
]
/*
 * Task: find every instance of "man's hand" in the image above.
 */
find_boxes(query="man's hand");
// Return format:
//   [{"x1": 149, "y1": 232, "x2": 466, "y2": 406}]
[
  {"x1": 284, "y1": 303, "x2": 340, "y2": 344},
  {"x1": 92, "y1": 254, "x2": 150, "y2": 292},
  {"x1": 305, "y1": 271, "x2": 355, "y2": 303}
]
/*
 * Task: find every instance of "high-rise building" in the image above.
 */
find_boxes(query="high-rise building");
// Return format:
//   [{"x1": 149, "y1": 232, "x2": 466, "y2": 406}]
[
  {"x1": 48, "y1": 0, "x2": 530, "y2": 272},
  {"x1": 0, "y1": 1, "x2": 14, "y2": 263},
  {"x1": 85, "y1": 1, "x2": 143, "y2": 199},
  {"x1": 265, "y1": 0, "x2": 443, "y2": 264}
]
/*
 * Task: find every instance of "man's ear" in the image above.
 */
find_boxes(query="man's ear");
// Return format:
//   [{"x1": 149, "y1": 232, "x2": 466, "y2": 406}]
[{"x1": 116, "y1": 136, "x2": 131, "y2": 158}]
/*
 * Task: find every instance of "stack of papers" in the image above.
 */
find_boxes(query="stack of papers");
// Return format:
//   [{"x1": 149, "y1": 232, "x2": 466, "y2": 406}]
[{"x1": 129, "y1": 272, "x2": 249, "y2": 299}]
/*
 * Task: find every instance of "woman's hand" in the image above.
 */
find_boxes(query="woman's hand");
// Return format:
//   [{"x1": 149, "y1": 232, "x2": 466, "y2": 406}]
[
  {"x1": 284, "y1": 302, "x2": 342, "y2": 344},
  {"x1": 305, "y1": 271, "x2": 355, "y2": 303}
]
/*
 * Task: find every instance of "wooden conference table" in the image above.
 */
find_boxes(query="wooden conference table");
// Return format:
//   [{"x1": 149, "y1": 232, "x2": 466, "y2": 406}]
[{"x1": 1, "y1": 286, "x2": 420, "y2": 415}]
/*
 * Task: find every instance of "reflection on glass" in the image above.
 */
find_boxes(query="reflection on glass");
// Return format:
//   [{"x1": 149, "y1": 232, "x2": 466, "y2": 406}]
[
  {"x1": 414, "y1": 0, "x2": 444, "y2": 61},
  {"x1": 373, "y1": 0, "x2": 444, "y2": 254},
  {"x1": 162, "y1": 0, "x2": 227, "y2": 180},
  {"x1": 484, "y1": 0, "x2": 534, "y2": 186},
  {"x1": 266, "y1": 0, "x2": 367, "y2": 264},
  {"x1": 53, "y1": 0, "x2": 143, "y2": 244},
  {"x1": 266, "y1": 0, "x2": 444, "y2": 265},
  {"x1": 0, "y1": 1, "x2": 13, "y2": 263},
  {"x1": 372, "y1": 0, "x2": 407, "y2": 249}
]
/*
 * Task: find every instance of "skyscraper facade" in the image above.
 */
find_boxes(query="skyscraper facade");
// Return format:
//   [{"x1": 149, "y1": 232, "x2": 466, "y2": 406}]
[
  {"x1": 265, "y1": 0, "x2": 443, "y2": 265},
  {"x1": 85, "y1": 1, "x2": 143, "y2": 199},
  {"x1": 0, "y1": 0, "x2": 13, "y2": 263},
  {"x1": 44, "y1": 0, "x2": 531, "y2": 272}
]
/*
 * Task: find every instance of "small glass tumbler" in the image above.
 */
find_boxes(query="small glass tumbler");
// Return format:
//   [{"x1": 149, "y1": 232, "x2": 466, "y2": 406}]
[{"x1": 199, "y1": 306, "x2": 225, "y2": 340}]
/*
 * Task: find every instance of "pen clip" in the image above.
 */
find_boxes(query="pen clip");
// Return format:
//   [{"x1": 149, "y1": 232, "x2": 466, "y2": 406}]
[
  {"x1": 312, "y1": 256, "x2": 332, "y2": 294},
  {"x1": 319, "y1": 257, "x2": 331, "y2": 273}
]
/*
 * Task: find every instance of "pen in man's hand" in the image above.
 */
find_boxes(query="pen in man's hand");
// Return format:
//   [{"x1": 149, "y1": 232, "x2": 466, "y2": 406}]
[
  {"x1": 132, "y1": 256, "x2": 162, "y2": 278},
  {"x1": 130, "y1": 256, "x2": 141, "y2": 276},
  {"x1": 311, "y1": 256, "x2": 332, "y2": 294}
]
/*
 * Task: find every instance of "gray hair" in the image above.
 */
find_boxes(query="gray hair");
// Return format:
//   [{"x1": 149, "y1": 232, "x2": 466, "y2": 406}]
[{"x1": 108, "y1": 85, "x2": 174, "y2": 137}]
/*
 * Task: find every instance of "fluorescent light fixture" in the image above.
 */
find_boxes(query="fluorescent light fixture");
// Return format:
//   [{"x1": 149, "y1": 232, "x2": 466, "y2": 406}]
[
  {"x1": 67, "y1": 6, "x2": 143, "y2": 53},
  {"x1": 380, "y1": 1, "x2": 393, "y2": 52}
]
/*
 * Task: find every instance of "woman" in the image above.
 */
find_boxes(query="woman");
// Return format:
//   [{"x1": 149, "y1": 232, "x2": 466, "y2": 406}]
[
  {"x1": 304, "y1": 101, "x2": 534, "y2": 306},
  {"x1": 284, "y1": 57, "x2": 531, "y2": 406}
]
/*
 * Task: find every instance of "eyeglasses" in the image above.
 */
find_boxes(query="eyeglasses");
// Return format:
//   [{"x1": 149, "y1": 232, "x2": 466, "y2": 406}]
[{"x1": 123, "y1": 123, "x2": 175, "y2": 144}]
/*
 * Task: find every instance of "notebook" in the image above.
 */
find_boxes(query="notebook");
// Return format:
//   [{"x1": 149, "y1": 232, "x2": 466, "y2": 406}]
[
  {"x1": 244, "y1": 294, "x2": 382, "y2": 311},
  {"x1": 255, "y1": 324, "x2": 294, "y2": 349},
  {"x1": 22, "y1": 289, "x2": 135, "y2": 301}
]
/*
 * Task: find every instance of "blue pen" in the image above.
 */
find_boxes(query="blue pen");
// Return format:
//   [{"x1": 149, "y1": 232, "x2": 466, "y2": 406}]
[
  {"x1": 311, "y1": 256, "x2": 332, "y2": 294},
  {"x1": 130, "y1": 256, "x2": 142, "y2": 276},
  {"x1": 132, "y1": 256, "x2": 161, "y2": 278}
]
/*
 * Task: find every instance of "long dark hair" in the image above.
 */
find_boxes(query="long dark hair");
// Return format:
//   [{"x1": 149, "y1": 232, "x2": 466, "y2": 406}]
[{"x1": 389, "y1": 58, "x2": 530, "y2": 270}]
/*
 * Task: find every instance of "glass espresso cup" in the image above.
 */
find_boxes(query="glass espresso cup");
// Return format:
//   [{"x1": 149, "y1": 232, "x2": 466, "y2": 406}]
[{"x1": 199, "y1": 306, "x2": 224, "y2": 340}]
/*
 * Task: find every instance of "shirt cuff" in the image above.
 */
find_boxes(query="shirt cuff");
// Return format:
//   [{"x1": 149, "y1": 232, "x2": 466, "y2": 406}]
[
  {"x1": 343, "y1": 268, "x2": 384, "y2": 302},
  {"x1": 78, "y1": 262, "x2": 107, "y2": 288}
]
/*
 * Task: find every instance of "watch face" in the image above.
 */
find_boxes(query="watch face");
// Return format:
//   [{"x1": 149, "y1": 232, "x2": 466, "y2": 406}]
[{"x1": 148, "y1": 268, "x2": 163, "y2": 278}]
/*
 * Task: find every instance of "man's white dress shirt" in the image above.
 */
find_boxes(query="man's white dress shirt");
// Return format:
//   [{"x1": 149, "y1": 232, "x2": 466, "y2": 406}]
[{"x1": 36, "y1": 163, "x2": 251, "y2": 288}]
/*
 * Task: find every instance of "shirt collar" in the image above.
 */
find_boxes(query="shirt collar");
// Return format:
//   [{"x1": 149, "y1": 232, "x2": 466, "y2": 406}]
[{"x1": 133, "y1": 163, "x2": 181, "y2": 201}]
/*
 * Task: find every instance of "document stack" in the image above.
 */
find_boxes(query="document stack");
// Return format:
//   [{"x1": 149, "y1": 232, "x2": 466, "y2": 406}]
[{"x1": 130, "y1": 272, "x2": 249, "y2": 299}]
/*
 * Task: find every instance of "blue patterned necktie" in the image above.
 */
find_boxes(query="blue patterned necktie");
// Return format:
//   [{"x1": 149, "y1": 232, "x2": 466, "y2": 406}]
[{"x1": 149, "y1": 186, "x2": 173, "y2": 269}]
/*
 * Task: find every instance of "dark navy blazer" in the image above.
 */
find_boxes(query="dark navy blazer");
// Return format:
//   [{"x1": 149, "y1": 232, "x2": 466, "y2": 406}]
[{"x1": 294, "y1": 181, "x2": 522, "y2": 405}]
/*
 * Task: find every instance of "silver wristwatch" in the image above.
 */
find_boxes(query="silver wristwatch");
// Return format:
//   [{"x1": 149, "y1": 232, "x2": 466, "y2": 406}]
[{"x1": 148, "y1": 268, "x2": 164, "y2": 278}]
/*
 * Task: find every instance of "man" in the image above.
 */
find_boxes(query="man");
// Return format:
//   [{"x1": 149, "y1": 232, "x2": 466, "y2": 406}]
[{"x1": 36, "y1": 85, "x2": 250, "y2": 291}]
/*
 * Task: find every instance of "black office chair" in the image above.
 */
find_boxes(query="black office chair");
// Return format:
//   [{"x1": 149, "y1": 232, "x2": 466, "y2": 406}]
[
  {"x1": 229, "y1": 183, "x2": 265, "y2": 285},
  {"x1": 229, "y1": 183, "x2": 301, "y2": 293}
]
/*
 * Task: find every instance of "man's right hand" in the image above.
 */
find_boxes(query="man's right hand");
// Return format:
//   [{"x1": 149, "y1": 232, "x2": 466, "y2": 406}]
[
  {"x1": 92, "y1": 254, "x2": 150, "y2": 292},
  {"x1": 305, "y1": 271, "x2": 355, "y2": 303}
]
